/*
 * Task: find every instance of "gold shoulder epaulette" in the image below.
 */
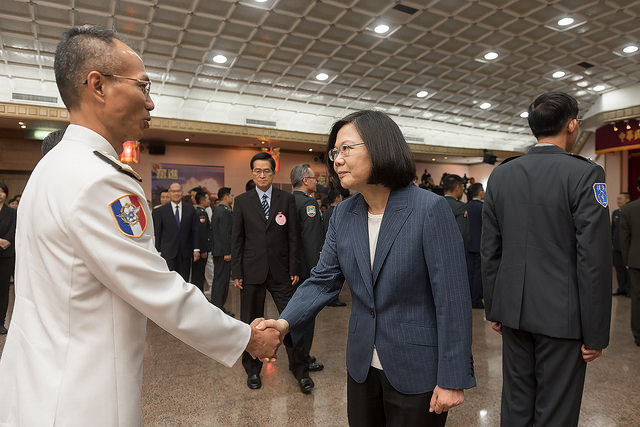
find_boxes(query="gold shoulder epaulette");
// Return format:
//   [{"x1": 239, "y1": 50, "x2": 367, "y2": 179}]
[{"x1": 93, "y1": 150, "x2": 142, "y2": 182}]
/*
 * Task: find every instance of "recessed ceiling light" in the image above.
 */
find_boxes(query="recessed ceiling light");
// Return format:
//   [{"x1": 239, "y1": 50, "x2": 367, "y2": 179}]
[
  {"x1": 576, "y1": 81, "x2": 589, "y2": 87},
  {"x1": 315, "y1": 72, "x2": 329, "y2": 81},
  {"x1": 479, "y1": 102, "x2": 491, "y2": 110},
  {"x1": 623, "y1": 45, "x2": 639, "y2": 54},
  {"x1": 416, "y1": 90, "x2": 429, "y2": 98},
  {"x1": 20, "y1": 125, "x2": 26, "y2": 128},
  {"x1": 261, "y1": 140, "x2": 265, "y2": 144},
  {"x1": 308, "y1": 148, "x2": 313, "y2": 152},
  {"x1": 575, "y1": 90, "x2": 587, "y2": 96},
  {"x1": 431, "y1": 158, "x2": 436, "y2": 161},
  {"x1": 374, "y1": 24, "x2": 390, "y2": 34},
  {"x1": 213, "y1": 54, "x2": 227, "y2": 64},
  {"x1": 18, "y1": 121, "x2": 24, "y2": 125},
  {"x1": 255, "y1": 0, "x2": 268, "y2": 3},
  {"x1": 185, "y1": 138, "x2": 190, "y2": 142},
  {"x1": 558, "y1": 17, "x2": 574, "y2": 26},
  {"x1": 444, "y1": 156, "x2": 448, "y2": 160},
  {"x1": 484, "y1": 51, "x2": 499, "y2": 60},
  {"x1": 552, "y1": 71, "x2": 565, "y2": 79},
  {"x1": 592, "y1": 85, "x2": 606, "y2": 91},
  {"x1": 520, "y1": 112, "x2": 529, "y2": 118}
]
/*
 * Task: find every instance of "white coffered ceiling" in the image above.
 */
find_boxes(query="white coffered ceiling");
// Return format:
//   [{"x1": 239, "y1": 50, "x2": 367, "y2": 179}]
[{"x1": 1, "y1": 0, "x2": 639, "y2": 153}]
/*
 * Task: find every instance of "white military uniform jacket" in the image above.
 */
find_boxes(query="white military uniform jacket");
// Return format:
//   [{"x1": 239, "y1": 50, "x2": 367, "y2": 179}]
[{"x1": 0, "y1": 125, "x2": 251, "y2": 426}]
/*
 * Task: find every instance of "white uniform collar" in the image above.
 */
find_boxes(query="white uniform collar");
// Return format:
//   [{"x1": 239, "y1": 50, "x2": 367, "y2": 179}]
[{"x1": 63, "y1": 124, "x2": 118, "y2": 157}]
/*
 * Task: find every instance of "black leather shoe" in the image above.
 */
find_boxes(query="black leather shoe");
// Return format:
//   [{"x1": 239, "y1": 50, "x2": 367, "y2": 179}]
[
  {"x1": 0, "y1": 326, "x2": 7, "y2": 335},
  {"x1": 299, "y1": 376, "x2": 314, "y2": 393},
  {"x1": 613, "y1": 290, "x2": 627, "y2": 296},
  {"x1": 247, "y1": 374, "x2": 261, "y2": 389},
  {"x1": 327, "y1": 299, "x2": 347, "y2": 307},
  {"x1": 308, "y1": 362, "x2": 324, "y2": 372},
  {"x1": 308, "y1": 356, "x2": 316, "y2": 363}
]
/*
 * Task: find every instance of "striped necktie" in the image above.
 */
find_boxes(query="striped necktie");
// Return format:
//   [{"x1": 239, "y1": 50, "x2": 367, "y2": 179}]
[{"x1": 261, "y1": 193, "x2": 269, "y2": 218}]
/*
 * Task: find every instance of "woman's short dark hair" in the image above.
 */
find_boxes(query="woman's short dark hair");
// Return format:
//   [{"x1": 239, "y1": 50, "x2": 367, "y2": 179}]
[
  {"x1": 0, "y1": 182, "x2": 8, "y2": 197},
  {"x1": 250, "y1": 152, "x2": 276, "y2": 170},
  {"x1": 527, "y1": 92, "x2": 579, "y2": 139},
  {"x1": 326, "y1": 110, "x2": 415, "y2": 190},
  {"x1": 467, "y1": 183, "x2": 484, "y2": 199}
]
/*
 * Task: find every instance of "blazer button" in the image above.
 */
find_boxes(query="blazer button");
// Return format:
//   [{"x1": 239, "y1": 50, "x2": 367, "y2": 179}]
[{"x1": 370, "y1": 310, "x2": 375, "y2": 318}]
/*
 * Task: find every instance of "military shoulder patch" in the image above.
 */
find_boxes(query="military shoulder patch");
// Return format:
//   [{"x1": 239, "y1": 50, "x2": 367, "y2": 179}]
[
  {"x1": 593, "y1": 183, "x2": 608, "y2": 208},
  {"x1": 94, "y1": 150, "x2": 142, "y2": 182},
  {"x1": 306, "y1": 205, "x2": 316, "y2": 217},
  {"x1": 110, "y1": 194, "x2": 148, "y2": 238}
]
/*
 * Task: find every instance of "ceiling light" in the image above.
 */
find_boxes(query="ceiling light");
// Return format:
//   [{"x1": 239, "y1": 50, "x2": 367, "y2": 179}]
[
  {"x1": 18, "y1": 121, "x2": 24, "y2": 125},
  {"x1": 315, "y1": 72, "x2": 329, "y2": 81},
  {"x1": 255, "y1": 0, "x2": 268, "y2": 2},
  {"x1": 626, "y1": 122, "x2": 631, "y2": 130},
  {"x1": 21, "y1": 125, "x2": 26, "y2": 128},
  {"x1": 623, "y1": 45, "x2": 639, "y2": 54},
  {"x1": 552, "y1": 71, "x2": 565, "y2": 79},
  {"x1": 575, "y1": 90, "x2": 587, "y2": 96},
  {"x1": 431, "y1": 158, "x2": 436, "y2": 161},
  {"x1": 374, "y1": 24, "x2": 390, "y2": 34},
  {"x1": 444, "y1": 156, "x2": 448, "y2": 160},
  {"x1": 185, "y1": 138, "x2": 190, "y2": 142},
  {"x1": 212, "y1": 54, "x2": 227, "y2": 64},
  {"x1": 592, "y1": 85, "x2": 605, "y2": 91},
  {"x1": 261, "y1": 140, "x2": 265, "y2": 144},
  {"x1": 557, "y1": 17, "x2": 574, "y2": 26},
  {"x1": 484, "y1": 51, "x2": 499, "y2": 60},
  {"x1": 576, "y1": 81, "x2": 589, "y2": 87},
  {"x1": 416, "y1": 90, "x2": 429, "y2": 98},
  {"x1": 308, "y1": 148, "x2": 313, "y2": 152},
  {"x1": 613, "y1": 123, "x2": 618, "y2": 131},
  {"x1": 479, "y1": 102, "x2": 491, "y2": 110},
  {"x1": 520, "y1": 112, "x2": 529, "y2": 118}
]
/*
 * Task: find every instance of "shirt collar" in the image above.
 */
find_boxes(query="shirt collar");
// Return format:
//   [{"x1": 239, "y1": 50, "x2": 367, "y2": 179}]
[
  {"x1": 171, "y1": 201, "x2": 182, "y2": 209},
  {"x1": 62, "y1": 124, "x2": 117, "y2": 157},
  {"x1": 256, "y1": 186, "x2": 272, "y2": 200}
]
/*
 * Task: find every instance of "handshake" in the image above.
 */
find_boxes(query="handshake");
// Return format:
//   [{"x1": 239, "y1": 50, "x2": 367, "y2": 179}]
[{"x1": 245, "y1": 318, "x2": 291, "y2": 361}]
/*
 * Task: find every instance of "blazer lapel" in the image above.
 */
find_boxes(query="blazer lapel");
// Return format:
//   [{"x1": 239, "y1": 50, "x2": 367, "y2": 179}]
[
  {"x1": 349, "y1": 195, "x2": 374, "y2": 300},
  {"x1": 372, "y1": 187, "x2": 412, "y2": 285}
]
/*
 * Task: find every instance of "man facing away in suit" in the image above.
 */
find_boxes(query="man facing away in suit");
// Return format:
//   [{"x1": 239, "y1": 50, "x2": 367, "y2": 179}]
[
  {"x1": 211, "y1": 186, "x2": 235, "y2": 317},
  {"x1": 191, "y1": 190, "x2": 211, "y2": 293},
  {"x1": 154, "y1": 182, "x2": 201, "y2": 281},
  {"x1": 482, "y1": 92, "x2": 611, "y2": 426},
  {"x1": 466, "y1": 183, "x2": 485, "y2": 309},
  {"x1": 619, "y1": 177, "x2": 640, "y2": 346},
  {"x1": 612, "y1": 192, "x2": 631, "y2": 296},
  {"x1": 443, "y1": 174, "x2": 470, "y2": 253},
  {"x1": 231, "y1": 152, "x2": 312, "y2": 393}
]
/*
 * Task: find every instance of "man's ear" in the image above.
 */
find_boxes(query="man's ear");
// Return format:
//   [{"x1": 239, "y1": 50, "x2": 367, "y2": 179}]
[{"x1": 85, "y1": 71, "x2": 106, "y2": 99}]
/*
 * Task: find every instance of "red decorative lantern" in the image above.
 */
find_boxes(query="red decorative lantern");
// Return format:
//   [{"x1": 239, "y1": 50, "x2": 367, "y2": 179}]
[{"x1": 120, "y1": 140, "x2": 140, "y2": 164}]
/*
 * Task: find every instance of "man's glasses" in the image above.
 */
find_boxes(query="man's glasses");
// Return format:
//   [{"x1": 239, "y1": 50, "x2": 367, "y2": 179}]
[
  {"x1": 328, "y1": 142, "x2": 366, "y2": 162},
  {"x1": 303, "y1": 176, "x2": 318, "y2": 181},
  {"x1": 83, "y1": 72, "x2": 151, "y2": 97},
  {"x1": 252, "y1": 168, "x2": 273, "y2": 176}
]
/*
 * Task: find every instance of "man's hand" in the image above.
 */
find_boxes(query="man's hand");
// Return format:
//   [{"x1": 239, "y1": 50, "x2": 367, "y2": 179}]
[
  {"x1": 193, "y1": 251, "x2": 200, "y2": 262},
  {"x1": 581, "y1": 345, "x2": 602, "y2": 362},
  {"x1": 245, "y1": 318, "x2": 281, "y2": 362},
  {"x1": 224, "y1": 254, "x2": 231, "y2": 262},
  {"x1": 233, "y1": 278, "x2": 243, "y2": 290},
  {"x1": 291, "y1": 275, "x2": 299, "y2": 286},
  {"x1": 256, "y1": 318, "x2": 290, "y2": 339},
  {"x1": 200, "y1": 251, "x2": 207, "y2": 259},
  {"x1": 491, "y1": 321, "x2": 503, "y2": 335},
  {"x1": 0, "y1": 238, "x2": 10, "y2": 250},
  {"x1": 429, "y1": 386, "x2": 464, "y2": 414}
]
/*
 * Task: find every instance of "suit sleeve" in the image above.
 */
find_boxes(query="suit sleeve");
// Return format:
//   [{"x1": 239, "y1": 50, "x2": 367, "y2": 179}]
[
  {"x1": 619, "y1": 208, "x2": 631, "y2": 266},
  {"x1": 231, "y1": 199, "x2": 245, "y2": 279},
  {"x1": 287, "y1": 193, "x2": 299, "y2": 276},
  {"x1": 573, "y1": 165, "x2": 612, "y2": 349},
  {"x1": 481, "y1": 174, "x2": 502, "y2": 318}
]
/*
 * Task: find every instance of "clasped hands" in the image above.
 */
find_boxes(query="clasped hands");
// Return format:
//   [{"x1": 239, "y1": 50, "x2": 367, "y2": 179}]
[{"x1": 244, "y1": 318, "x2": 290, "y2": 362}]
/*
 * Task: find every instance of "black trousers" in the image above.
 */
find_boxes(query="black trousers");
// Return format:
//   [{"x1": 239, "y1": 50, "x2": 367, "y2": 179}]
[
  {"x1": 466, "y1": 252, "x2": 483, "y2": 306},
  {"x1": 191, "y1": 255, "x2": 207, "y2": 292},
  {"x1": 629, "y1": 268, "x2": 640, "y2": 343},
  {"x1": 240, "y1": 270, "x2": 308, "y2": 380},
  {"x1": 164, "y1": 255, "x2": 191, "y2": 282},
  {"x1": 211, "y1": 256, "x2": 231, "y2": 309},
  {"x1": 613, "y1": 250, "x2": 630, "y2": 294},
  {"x1": 0, "y1": 257, "x2": 13, "y2": 325},
  {"x1": 347, "y1": 368, "x2": 447, "y2": 427},
  {"x1": 501, "y1": 326, "x2": 586, "y2": 427}
]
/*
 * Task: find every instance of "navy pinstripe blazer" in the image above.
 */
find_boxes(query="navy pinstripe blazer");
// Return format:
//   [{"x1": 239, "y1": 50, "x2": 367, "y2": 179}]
[{"x1": 281, "y1": 185, "x2": 476, "y2": 394}]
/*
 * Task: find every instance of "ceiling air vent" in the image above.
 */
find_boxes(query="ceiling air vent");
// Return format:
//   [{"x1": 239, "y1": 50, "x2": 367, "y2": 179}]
[
  {"x1": 577, "y1": 61, "x2": 594, "y2": 69},
  {"x1": 12, "y1": 92, "x2": 58, "y2": 103},
  {"x1": 246, "y1": 118, "x2": 277, "y2": 127},
  {"x1": 405, "y1": 135, "x2": 425, "y2": 143},
  {"x1": 393, "y1": 4, "x2": 419, "y2": 15}
]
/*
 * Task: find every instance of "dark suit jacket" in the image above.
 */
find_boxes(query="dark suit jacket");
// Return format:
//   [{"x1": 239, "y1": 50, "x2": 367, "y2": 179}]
[
  {"x1": 467, "y1": 199, "x2": 483, "y2": 253},
  {"x1": 612, "y1": 208, "x2": 623, "y2": 251},
  {"x1": 195, "y1": 206, "x2": 212, "y2": 253},
  {"x1": 153, "y1": 202, "x2": 200, "y2": 260},
  {"x1": 322, "y1": 204, "x2": 336, "y2": 236},
  {"x1": 211, "y1": 203, "x2": 232, "y2": 257},
  {"x1": 231, "y1": 187, "x2": 299, "y2": 284},
  {"x1": 0, "y1": 205, "x2": 16, "y2": 258},
  {"x1": 620, "y1": 198, "x2": 640, "y2": 268},
  {"x1": 482, "y1": 144, "x2": 611, "y2": 349},
  {"x1": 293, "y1": 190, "x2": 324, "y2": 279},
  {"x1": 444, "y1": 195, "x2": 470, "y2": 251},
  {"x1": 281, "y1": 186, "x2": 475, "y2": 394}
]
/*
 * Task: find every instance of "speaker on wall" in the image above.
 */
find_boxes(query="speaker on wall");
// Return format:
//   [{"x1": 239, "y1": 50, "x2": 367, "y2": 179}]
[
  {"x1": 148, "y1": 143, "x2": 166, "y2": 155},
  {"x1": 483, "y1": 149, "x2": 497, "y2": 165}
]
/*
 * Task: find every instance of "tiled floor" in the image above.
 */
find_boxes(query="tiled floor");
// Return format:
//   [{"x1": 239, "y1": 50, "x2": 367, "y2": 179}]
[{"x1": 2, "y1": 283, "x2": 639, "y2": 426}]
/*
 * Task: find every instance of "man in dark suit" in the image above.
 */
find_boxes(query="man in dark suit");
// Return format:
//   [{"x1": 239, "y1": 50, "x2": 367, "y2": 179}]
[
  {"x1": 291, "y1": 164, "x2": 325, "y2": 373},
  {"x1": 154, "y1": 182, "x2": 201, "y2": 281},
  {"x1": 612, "y1": 192, "x2": 631, "y2": 296},
  {"x1": 620, "y1": 177, "x2": 640, "y2": 346},
  {"x1": 211, "y1": 187, "x2": 234, "y2": 317},
  {"x1": 482, "y1": 92, "x2": 611, "y2": 426},
  {"x1": 0, "y1": 181, "x2": 16, "y2": 335},
  {"x1": 466, "y1": 183, "x2": 484, "y2": 309},
  {"x1": 191, "y1": 190, "x2": 211, "y2": 292},
  {"x1": 231, "y1": 152, "x2": 310, "y2": 392},
  {"x1": 443, "y1": 174, "x2": 470, "y2": 252}
]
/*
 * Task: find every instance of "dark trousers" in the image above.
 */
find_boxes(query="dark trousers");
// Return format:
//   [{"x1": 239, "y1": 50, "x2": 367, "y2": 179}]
[
  {"x1": 347, "y1": 368, "x2": 447, "y2": 427},
  {"x1": 613, "y1": 250, "x2": 630, "y2": 294},
  {"x1": 240, "y1": 271, "x2": 308, "y2": 380},
  {"x1": 466, "y1": 252, "x2": 483, "y2": 306},
  {"x1": 298, "y1": 274, "x2": 316, "y2": 363},
  {"x1": 0, "y1": 257, "x2": 13, "y2": 325},
  {"x1": 191, "y1": 255, "x2": 207, "y2": 292},
  {"x1": 501, "y1": 326, "x2": 586, "y2": 427},
  {"x1": 629, "y1": 268, "x2": 640, "y2": 343},
  {"x1": 211, "y1": 256, "x2": 231, "y2": 308},
  {"x1": 165, "y1": 255, "x2": 191, "y2": 282}
]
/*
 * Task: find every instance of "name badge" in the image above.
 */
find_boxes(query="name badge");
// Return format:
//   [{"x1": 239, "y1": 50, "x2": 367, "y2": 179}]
[{"x1": 275, "y1": 212, "x2": 286, "y2": 226}]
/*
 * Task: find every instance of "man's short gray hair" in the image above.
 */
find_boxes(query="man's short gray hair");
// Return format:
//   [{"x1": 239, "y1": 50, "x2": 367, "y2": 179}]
[{"x1": 290, "y1": 164, "x2": 312, "y2": 188}]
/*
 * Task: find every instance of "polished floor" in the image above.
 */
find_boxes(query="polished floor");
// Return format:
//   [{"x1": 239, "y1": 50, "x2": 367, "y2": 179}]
[{"x1": 2, "y1": 280, "x2": 639, "y2": 426}]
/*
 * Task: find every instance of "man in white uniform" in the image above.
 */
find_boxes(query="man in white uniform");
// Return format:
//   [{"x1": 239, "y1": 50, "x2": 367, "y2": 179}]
[{"x1": 0, "y1": 25, "x2": 280, "y2": 426}]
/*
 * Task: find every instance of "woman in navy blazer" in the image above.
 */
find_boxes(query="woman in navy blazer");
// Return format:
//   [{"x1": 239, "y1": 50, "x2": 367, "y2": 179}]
[{"x1": 261, "y1": 111, "x2": 476, "y2": 426}]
